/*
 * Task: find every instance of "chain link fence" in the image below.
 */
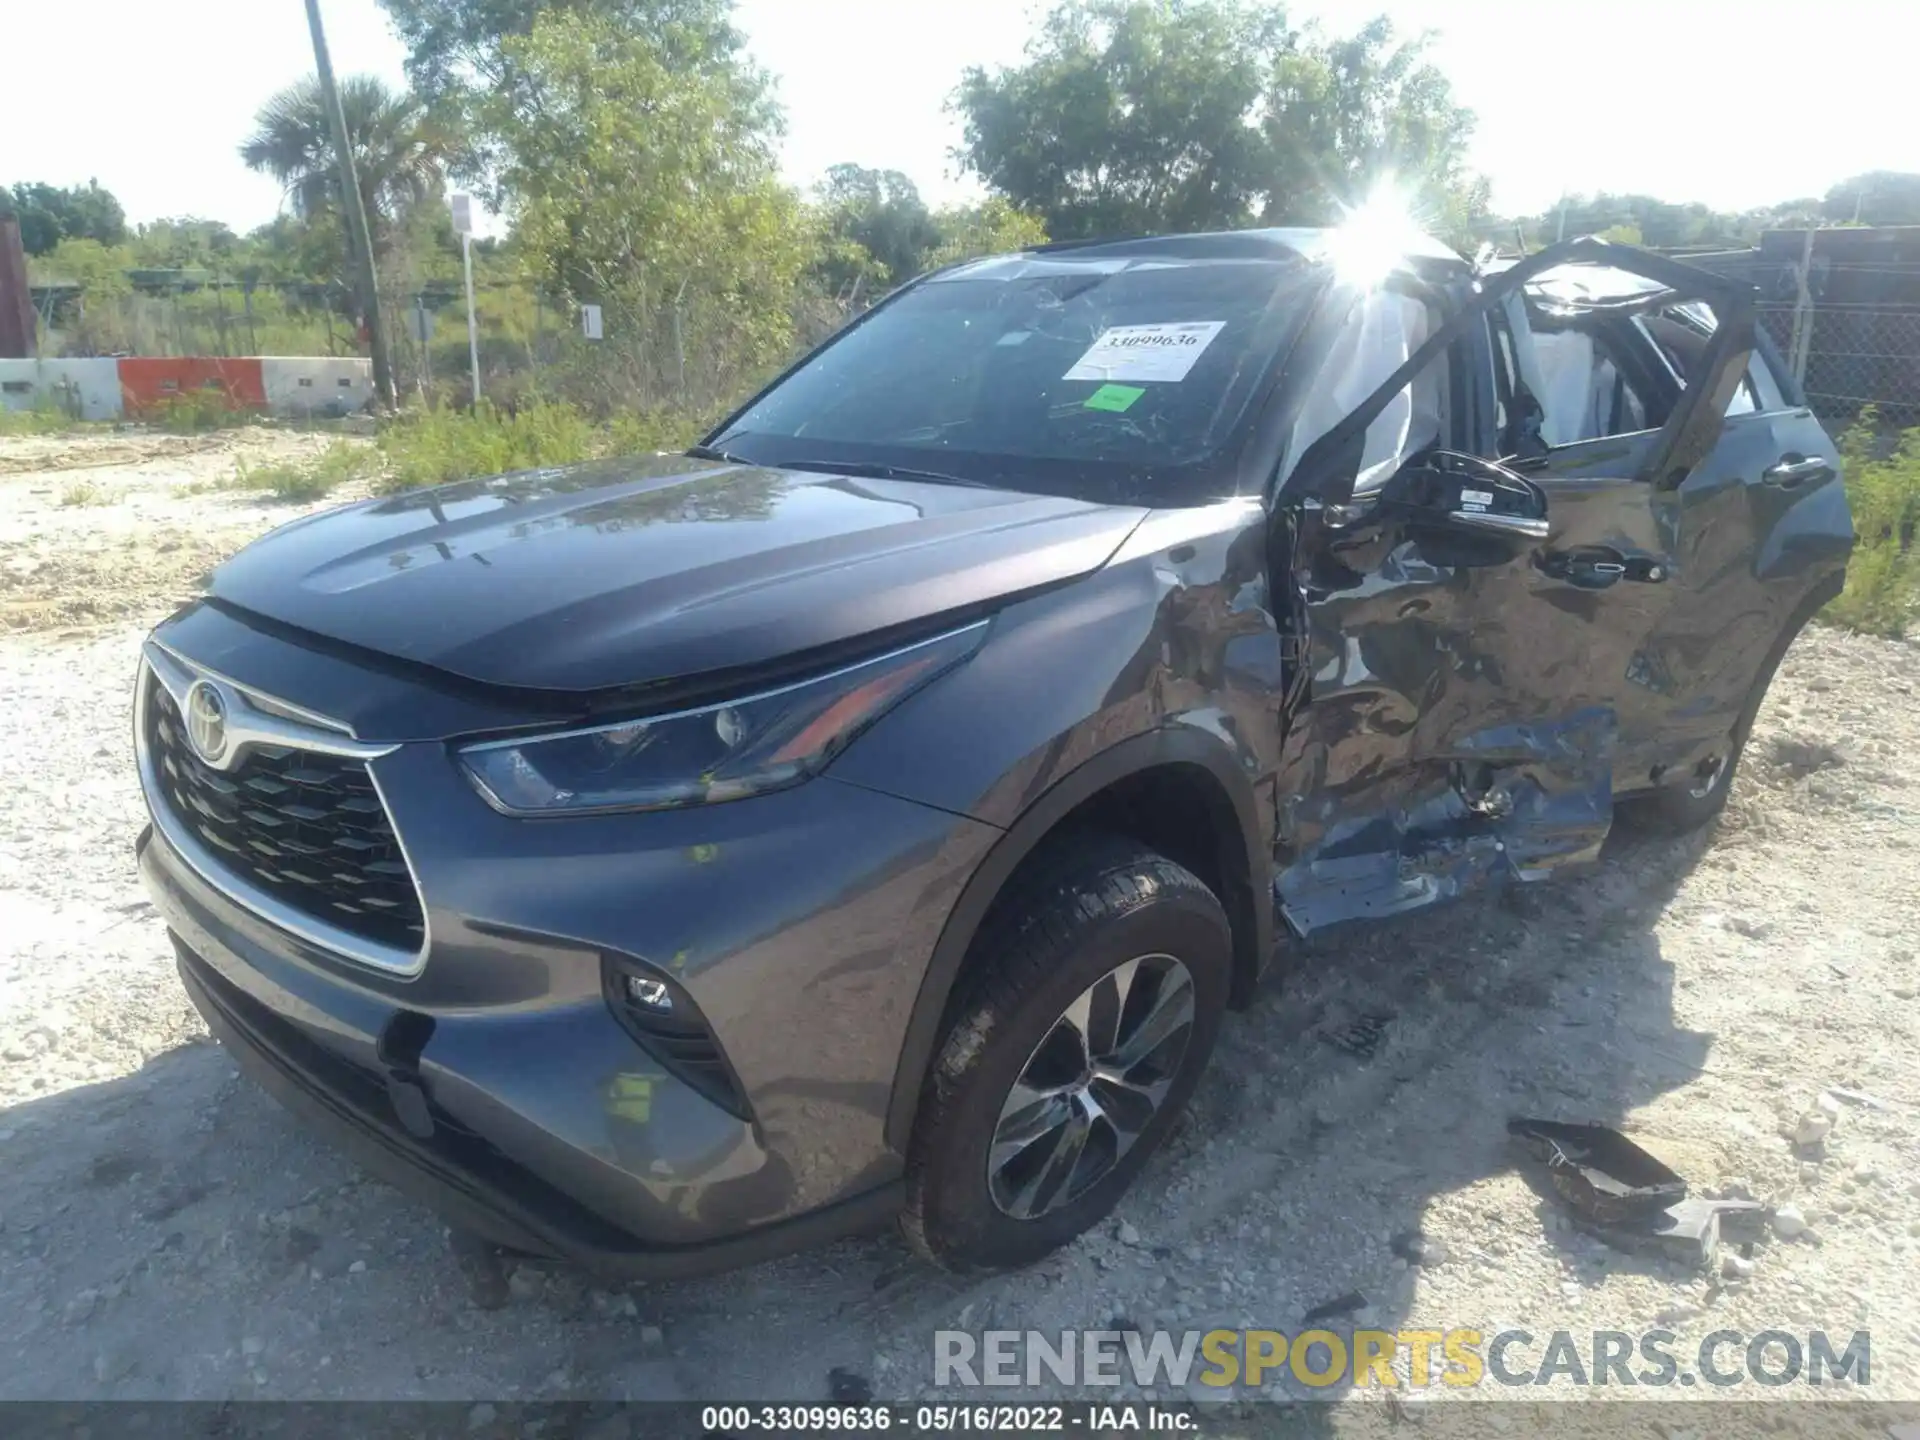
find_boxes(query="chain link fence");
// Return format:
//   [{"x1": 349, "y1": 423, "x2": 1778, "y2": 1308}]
[
  {"x1": 40, "y1": 254, "x2": 1920, "y2": 426},
  {"x1": 1751, "y1": 263, "x2": 1920, "y2": 426},
  {"x1": 32, "y1": 275, "x2": 860, "y2": 419},
  {"x1": 1758, "y1": 301, "x2": 1920, "y2": 425}
]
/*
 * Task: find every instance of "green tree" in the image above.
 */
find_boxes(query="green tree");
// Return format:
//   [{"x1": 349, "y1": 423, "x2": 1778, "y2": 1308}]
[
  {"x1": 924, "y1": 198, "x2": 1050, "y2": 269},
  {"x1": 380, "y1": 0, "x2": 749, "y2": 97},
  {"x1": 485, "y1": 11, "x2": 809, "y2": 407},
  {"x1": 1824, "y1": 172, "x2": 1920, "y2": 227},
  {"x1": 379, "y1": 0, "x2": 763, "y2": 189},
  {"x1": 1259, "y1": 17, "x2": 1481, "y2": 235},
  {"x1": 813, "y1": 165, "x2": 942, "y2": 296},
  {"x1": 240, "y1": 75, "x2": 461, "y2": 254},
  {"x1": 955, "y1": 0, "x2": 1484, "y2": 243},
  {"x1": 956, "y1": 0, "x2": 1282, "y2": 240},
  {"x1": 0, "y1": 180, "x2": 126, "y2": 255},
  {"x1": 1491, "y1": 193, "x2": 1829, "y2": 253},
  {"x1": 130, "y1": 218, "x2": 243, "y2": 270}
]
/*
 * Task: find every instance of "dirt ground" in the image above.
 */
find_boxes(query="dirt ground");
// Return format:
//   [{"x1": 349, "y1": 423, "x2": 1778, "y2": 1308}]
[
  {"x1": 0, "y1": 425, "x2": 378, "y2": 634},
  {"x1": 0, "y1": 429, "x2": 1916, "y2": 1414}
]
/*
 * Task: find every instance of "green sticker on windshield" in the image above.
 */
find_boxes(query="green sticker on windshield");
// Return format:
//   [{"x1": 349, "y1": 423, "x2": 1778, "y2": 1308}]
[{"x1": 1083, "y1": 383, "x2": 1145, "y2": 413}]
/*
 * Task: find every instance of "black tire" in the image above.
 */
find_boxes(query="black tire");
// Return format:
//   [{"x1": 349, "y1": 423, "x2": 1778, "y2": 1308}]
[
  {"x1": 901, "y1": 832, "x2": 1232, "y2": 1272},
  {"x1": 1617, "y1": 744, "x2": 1742, "y2": 836}
]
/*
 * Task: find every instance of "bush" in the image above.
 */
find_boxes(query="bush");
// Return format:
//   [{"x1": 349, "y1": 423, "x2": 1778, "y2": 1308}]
[
  {"x1": 1825, "y1": 411, "x2": 1920, "y2": 638},
  {"x1": 228, "y1": 441, "x2": 378, "y2": 502},
  {"x1": 373, "y1": 400, "x2": 700, "y2": 493}
]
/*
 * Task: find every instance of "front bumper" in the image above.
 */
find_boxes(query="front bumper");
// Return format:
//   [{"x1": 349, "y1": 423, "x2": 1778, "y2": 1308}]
[{"x1": 164, "y1": 880, "x2": 899, "y2": 1274}]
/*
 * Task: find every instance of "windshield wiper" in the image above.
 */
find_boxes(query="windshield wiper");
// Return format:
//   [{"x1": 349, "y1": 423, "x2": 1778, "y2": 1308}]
[
  {"x1": 686, "y1": 443, "x2": 753, "y2": 465},
  {"x1": 774, "y1": 457, "x2": 997, "y2": 489}
]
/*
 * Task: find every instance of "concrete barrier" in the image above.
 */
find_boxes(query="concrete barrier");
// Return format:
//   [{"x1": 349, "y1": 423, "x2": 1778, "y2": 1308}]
[
  {"x1": 1, "y1": 356, "x2": 374, "y2": 422},
  {"x1": 260, "y1": 357, "x2": 373, "y2": 419},
  {"x1": 0, "y1": 358, "x2": 124, "y2": 421},
  {"x1": 117, "y1": 357, "x2": 266, "y2": 415}
]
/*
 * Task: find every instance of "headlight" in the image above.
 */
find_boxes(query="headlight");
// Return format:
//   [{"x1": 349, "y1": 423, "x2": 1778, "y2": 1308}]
[{"x1": 459, "y1": 622, "x2": 987, "y2": 816}]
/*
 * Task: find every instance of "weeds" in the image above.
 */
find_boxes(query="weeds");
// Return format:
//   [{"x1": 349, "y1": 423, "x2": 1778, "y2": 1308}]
[
  {"x1": 0, "y1": 401, "x2": 91, "y2": 437},
  {"x1": 145, "y1": 390, "x2": 256, "y2": 434},
  {"x1": 1825, "y1": 410, "x2": 1920, "y2": 638},
  {"x1": 372, "y1": 401, "x2": 698, "y2": 493},
  {"x1": 228, "y1": 442, "x2": 379, "y2": 502},
  {"x1": 59, "y1": 478, "x2": 111, "y2": 507}
]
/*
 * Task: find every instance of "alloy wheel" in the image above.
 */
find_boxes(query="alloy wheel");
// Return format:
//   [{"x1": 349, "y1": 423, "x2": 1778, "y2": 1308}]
[
  {"x1": 1688, "y1": 754, "x2": 1728, "y2": 799},
  {"x1": 986, "y1": 952, "x2": 1196, "y2": 1220}
]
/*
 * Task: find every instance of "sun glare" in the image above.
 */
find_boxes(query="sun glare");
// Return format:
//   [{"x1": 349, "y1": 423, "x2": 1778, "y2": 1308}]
[{"x1": 1325, "y1": 185, "x2": 1425, "y2": 288}]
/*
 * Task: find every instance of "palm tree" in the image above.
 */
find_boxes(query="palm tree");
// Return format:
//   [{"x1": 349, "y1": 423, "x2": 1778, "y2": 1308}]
[{"x1": 240, "y1": 75, "x2": 458, "y2": 250}]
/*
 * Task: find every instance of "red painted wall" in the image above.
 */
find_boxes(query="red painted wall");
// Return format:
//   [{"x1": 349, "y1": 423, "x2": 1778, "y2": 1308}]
[{"x1": 117, "y1": 357, "x2": 267, "y2": 413}]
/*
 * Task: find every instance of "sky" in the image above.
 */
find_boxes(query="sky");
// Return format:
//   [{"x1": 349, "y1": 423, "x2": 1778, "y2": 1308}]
[{"x1": 3, "y1": 0, "x2": 1914, "y2": 236}]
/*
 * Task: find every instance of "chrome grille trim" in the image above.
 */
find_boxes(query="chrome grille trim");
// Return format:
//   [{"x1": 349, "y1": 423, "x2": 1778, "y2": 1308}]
[
  {"x1": 144, "y1": 640, "x2": 394, "y2": 762},
  {"x1": 135, "y1": 647, "x2": 430, "y2": 978}
]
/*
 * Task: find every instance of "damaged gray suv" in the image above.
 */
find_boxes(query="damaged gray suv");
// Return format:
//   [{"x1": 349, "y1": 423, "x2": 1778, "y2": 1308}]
[{"x1": 136, "y1": 229, "x2": 1851, "y2": 1276}]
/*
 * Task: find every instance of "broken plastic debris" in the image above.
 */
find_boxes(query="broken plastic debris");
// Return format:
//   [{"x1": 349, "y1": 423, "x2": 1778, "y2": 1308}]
[
  {"x1": 1301, "y1": 1291, "x2": 1368, "y2": 1325},
  {"x1": 1506, "y1": 1118, "x2": 1685, "y2": 1225},
  {"x1": 1508, "y1": 1117, "x2": 1770, "y2": 1269}
]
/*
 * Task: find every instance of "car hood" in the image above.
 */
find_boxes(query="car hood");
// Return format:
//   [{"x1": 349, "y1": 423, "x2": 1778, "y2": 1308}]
[{"x1": 209, "y1": 454, "x2": 1148, "y2": 694}]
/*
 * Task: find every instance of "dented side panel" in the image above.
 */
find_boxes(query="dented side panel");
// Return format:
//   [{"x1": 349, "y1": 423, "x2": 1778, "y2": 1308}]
[
  {"x1": 1271, "y1": 500, "x2": 1631, "y2": 936},
  {"x1": 1275, "y1": 708, "x2": 1615, "y2": 934},
  {"x1": 1270, "y1": 248, "x2": 1852, "y2": 938}
]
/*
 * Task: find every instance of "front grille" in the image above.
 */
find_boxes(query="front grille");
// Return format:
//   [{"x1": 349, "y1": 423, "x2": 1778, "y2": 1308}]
[{"x1": 144, "y1": 675, "x2": 424, "y2": 953}]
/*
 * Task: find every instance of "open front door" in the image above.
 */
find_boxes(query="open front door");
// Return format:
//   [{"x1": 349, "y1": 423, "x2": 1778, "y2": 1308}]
[{"x1": 1268, "y1": 240, "x2": 1754, "y2": 937}]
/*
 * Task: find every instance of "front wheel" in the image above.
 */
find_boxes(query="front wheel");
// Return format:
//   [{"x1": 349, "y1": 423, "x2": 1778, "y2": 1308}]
[
  {"x1": 1618, "y1": 745, "x2": 1742, "y2": 836},
  {"x1": 901, "y1": 834, "x2": 1232, "y2": 1272}
]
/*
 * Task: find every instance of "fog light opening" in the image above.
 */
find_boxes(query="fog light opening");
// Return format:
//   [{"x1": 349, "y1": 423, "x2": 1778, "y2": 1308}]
[{"x1": 624, "y1": 974, "x2": 674, "y2": 1013}]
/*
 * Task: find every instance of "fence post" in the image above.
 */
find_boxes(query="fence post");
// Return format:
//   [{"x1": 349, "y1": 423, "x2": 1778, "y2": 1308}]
[
  {"x1": 1788, "y1": 226, "x2": 1815, "y2": 389},
  {"x1": 671, "y1": 277, "x2": 688, "y2": 401}
]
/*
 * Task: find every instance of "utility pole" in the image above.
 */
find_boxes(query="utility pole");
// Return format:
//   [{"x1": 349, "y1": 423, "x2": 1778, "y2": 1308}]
[
  {"x1": 0, "y1": 215, "x2": 35, "y2": 359},
  {"x1": 304, "y1": 0, "x2": 396, "y2": 408},
  {"x1": 451, "y1": 193, "x2": 480, "y2": 408},
  {"x1": 1789, "y1": 223, "x2": 1817, "y2": 389}
]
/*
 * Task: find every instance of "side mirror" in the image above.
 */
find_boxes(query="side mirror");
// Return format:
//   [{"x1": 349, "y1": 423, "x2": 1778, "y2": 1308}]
[{"x1": 1381, "y1": 453, "x2": 1550, "y2": 562}]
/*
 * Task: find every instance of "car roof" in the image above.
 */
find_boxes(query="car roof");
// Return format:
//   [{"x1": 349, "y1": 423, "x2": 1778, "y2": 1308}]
[
  {"x1": 1022, "y1": 225, "x2": 1470, "y2": 270},
  {"x1": 1481, "y1": 255, "x2": 1681, "y2": 315}
]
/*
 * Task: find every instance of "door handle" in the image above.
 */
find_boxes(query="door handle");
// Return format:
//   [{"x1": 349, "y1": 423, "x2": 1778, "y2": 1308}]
[
  {"x1": 1539, "y1": 545, "x2": 1668, "y2": 589},
  {"x1": 1763, "y1": 455, "x2": 1833, "y2": 489}
]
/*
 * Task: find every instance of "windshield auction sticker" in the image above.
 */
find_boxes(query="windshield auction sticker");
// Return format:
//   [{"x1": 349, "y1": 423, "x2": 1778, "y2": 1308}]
[{"x1": 1064, "y1": 321, "x2": 1226, "y2": 383}]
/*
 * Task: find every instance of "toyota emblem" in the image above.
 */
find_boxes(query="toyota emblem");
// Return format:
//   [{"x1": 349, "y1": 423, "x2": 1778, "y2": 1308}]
[{"x1": 184, "y1": 680, "x2": 230, "y2": 765}]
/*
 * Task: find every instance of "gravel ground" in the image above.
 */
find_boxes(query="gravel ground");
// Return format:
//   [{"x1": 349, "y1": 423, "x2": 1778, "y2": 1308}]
[
  {"x1": 0, "y1": 425, "x2": 375, "y2": 633},
  {"x1": 1, "y1": 431, "x2": 1917, "y2": 1410}
]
